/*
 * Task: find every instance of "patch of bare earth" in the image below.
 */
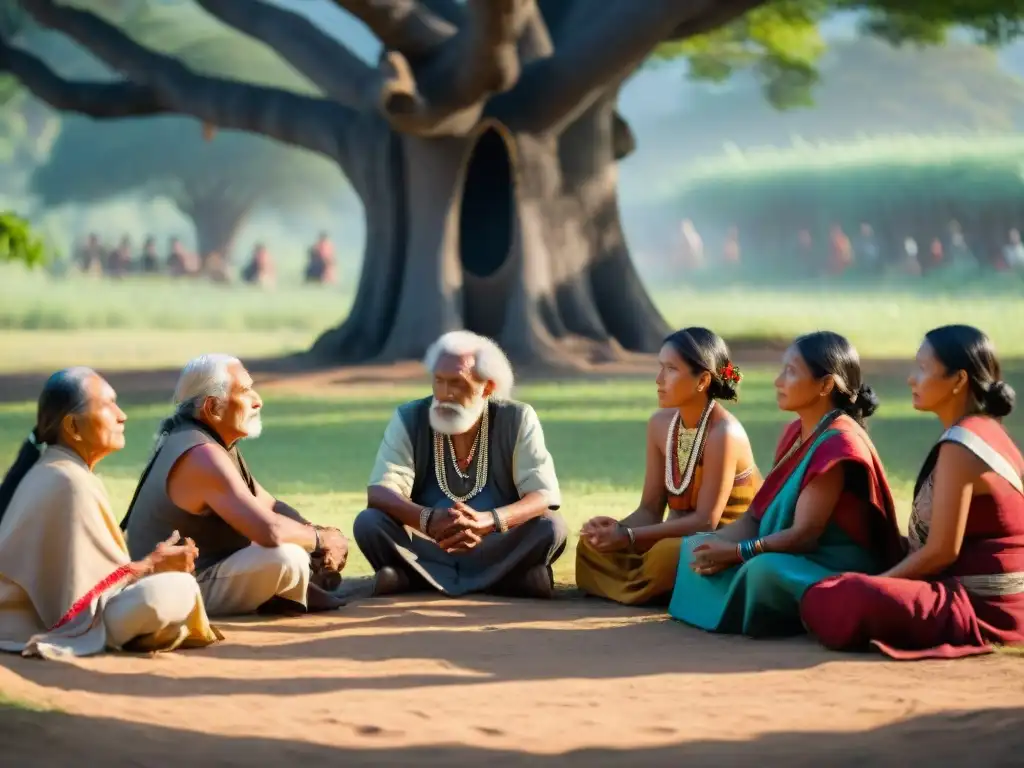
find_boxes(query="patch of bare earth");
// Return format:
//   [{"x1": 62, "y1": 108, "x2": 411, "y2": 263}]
[{"x1": 0, "y1": 596, "x2": 1022, "y2": 766}]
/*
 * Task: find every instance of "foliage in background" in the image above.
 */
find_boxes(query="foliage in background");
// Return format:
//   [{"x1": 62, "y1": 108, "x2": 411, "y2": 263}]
[
  {"x1": 656, "y1": 1, "x2": 1024, "y2": 109},
  {"x1": 28, "y1": 0, "x2": 353, "y2": 256},
  {"x1": 0, "y1": 211, "x2": 45, "y2": 266}
]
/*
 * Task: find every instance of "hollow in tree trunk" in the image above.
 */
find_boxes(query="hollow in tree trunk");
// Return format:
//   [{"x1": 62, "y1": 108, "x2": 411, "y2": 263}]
[{"x1": 312, "y1": 97, "x2": 669, "y2": 369}]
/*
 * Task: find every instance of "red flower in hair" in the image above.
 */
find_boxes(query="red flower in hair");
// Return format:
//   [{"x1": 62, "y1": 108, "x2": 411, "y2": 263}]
[{"x1": 718, "y1": 361, "x2": 742, "y2": 385}]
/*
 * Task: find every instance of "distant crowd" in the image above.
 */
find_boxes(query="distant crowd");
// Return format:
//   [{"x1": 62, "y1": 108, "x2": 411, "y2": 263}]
[
  {"x1": 672, "y1": 219, "x2": 1024, "y2": 279},
  {"x1": 65, "y1": 231, "x2": 339, "y2": 288}
]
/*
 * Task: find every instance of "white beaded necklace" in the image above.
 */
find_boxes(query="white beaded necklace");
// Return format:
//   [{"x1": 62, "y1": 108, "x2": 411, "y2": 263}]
[
  {"x1": 664, "y1": 400, "x2": 715, "y2": 496},
  {"x1": 433, "y1": 405, "x2": 489, "y2": 503}
]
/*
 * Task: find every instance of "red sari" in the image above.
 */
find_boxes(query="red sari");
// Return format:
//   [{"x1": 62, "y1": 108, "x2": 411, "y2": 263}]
[
  {"x1": 801, "y1": 416, "x2": 1024, "y2": 659},
  {"x1": 752, "y1": 417, "x2": 903, "y2": 563}
]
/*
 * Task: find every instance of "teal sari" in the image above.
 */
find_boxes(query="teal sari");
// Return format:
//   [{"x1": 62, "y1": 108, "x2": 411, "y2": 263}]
[{"x1": 668, "y1": 421, "x2": 895, "y2": 636}]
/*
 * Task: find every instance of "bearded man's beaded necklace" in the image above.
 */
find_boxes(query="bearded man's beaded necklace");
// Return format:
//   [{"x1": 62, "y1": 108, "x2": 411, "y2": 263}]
[
  {"x1": 433, "y1": 404, "x2": 489, "y2": 503},
  {"x1": 665, "y1": 400, "x2": 715, "y2": 496}
]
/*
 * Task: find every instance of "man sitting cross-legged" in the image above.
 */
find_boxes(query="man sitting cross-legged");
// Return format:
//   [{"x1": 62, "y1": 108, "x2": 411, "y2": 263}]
[
  {"x1": 354, "y1": 331, "x2": 567, "y2": 599},
  {"x1": 122, "y1": 354, "x2": 348, "y2": 616}
]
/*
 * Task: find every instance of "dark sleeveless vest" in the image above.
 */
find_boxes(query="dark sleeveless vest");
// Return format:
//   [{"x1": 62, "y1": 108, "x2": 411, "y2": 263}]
[
  {"x1": 124, "y1": 424, "x2": 253, "y2": 572},
  {"x1": 399, "y1": 397, "x2": 527, "y2": 510}
]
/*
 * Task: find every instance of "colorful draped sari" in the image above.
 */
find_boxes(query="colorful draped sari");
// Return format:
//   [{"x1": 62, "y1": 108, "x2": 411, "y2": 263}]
[
  {"x1": 802, "y1": 415, "x2": 1024, "y2": 659},
  {"x1": 668, "y1": 413, "x2": 902, "y2": 636}
]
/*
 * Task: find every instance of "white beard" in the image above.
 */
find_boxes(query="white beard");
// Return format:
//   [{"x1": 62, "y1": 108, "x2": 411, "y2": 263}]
[
  {"x1": 241, "y1": 410, "x2": 263, "y2": 440},
  {"x1": 429, "y1": 397, "x2": 485, "y2": 436}
]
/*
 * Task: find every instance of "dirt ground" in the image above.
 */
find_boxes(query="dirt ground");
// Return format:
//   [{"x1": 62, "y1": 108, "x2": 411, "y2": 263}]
[{"x1": 0, "y1": 594, "x2": 1022, "y2": 766}]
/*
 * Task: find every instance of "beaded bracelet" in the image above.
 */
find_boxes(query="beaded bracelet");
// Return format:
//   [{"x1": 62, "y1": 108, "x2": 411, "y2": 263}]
[
  {"x1": 490, "y1": 509, "x2": 509, "y2": 534},
  {"x1": 419, "y1": 506, "x2": 435, "y2": 534},
  {"x1": 736, "y1": 538, "x2": 767, "y2": 562}
]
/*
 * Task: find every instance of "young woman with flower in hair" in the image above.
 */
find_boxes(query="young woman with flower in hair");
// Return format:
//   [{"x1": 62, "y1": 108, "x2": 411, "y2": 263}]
[{"x1": 576, "y1": 327, "x2": 761, "y2": 605}]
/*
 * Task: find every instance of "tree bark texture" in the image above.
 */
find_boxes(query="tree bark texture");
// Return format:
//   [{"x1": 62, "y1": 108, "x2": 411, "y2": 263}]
[
  {"x1": 311, "y1": 95, "x2": 669, "y2": 368},
  {"x1": 2, "y1": 0, "x2": 762, "y2": 368}
]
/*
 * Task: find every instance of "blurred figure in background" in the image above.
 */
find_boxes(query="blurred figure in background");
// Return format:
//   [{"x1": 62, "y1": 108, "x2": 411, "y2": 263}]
[
  {"x1": 242, "y1": 243, "x2": 276, "y2": 289},
  {"x1": 305, "y1": 231, "x2": 337, "y2": 285}
]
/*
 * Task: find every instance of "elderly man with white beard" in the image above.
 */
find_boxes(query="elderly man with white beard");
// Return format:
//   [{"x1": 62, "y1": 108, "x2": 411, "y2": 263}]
[
  {"x1": 354, "y1": 331, "x2": 567, "y2": 599},
  {"x1": 122, "y1": 354, "x2": 349, "y2": 616}
]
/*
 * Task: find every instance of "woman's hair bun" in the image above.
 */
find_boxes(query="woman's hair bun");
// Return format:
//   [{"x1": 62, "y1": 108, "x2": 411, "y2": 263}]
[
  {"x1": 854, "y1": 382, "x2": 879, "y2": 419},
  {"x1": 984, "y1": 380, "x2": 1015, "y2": 418}
]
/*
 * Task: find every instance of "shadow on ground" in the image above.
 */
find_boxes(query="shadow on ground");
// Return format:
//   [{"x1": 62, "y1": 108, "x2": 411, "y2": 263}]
[{"x1": 1, "y1": 702, "x2": 1020, "y2": 766}]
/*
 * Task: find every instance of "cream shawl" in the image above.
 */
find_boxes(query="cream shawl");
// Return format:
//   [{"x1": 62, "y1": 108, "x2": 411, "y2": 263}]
[{"x1": 0, "y1": 445, "x2": 219, "y2": 659}]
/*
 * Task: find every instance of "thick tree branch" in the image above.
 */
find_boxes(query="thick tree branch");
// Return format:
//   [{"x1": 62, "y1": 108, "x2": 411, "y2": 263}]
[
  {"x1": 195, "y1": 0, "x2": 376, "y2": 108},
  {"x1": 517, "y1": 0, "x2": 553, "y2": 64},
  {"x1": 490, "y1": 0, "x2": 764, "y2": 135},
  {"x1": 378, "y1": 0, "x2": 529, "y2": 136},
  {"x1": 330, "y1": 0, "x2": 457, "y2": 58},
  {"x1": 0, "y1": 39, "x2": 166, "y2": 118},
  {"x1": 19, "y1": 0, "x2": 355, "y2": 160},
  {"x1": 666, "y1": 0, "x2": 767, "y2": 40}
]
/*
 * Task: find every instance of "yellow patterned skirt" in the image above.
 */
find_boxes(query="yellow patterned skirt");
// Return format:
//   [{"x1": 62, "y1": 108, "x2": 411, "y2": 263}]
[{"x1": 575, "y1": 537, "x2": 683, "y2": 606}]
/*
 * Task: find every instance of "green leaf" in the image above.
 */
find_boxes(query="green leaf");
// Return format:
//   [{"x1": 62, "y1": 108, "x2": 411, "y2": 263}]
[{"x1": 0, "y1": 212, "x2": 47, "y2": 267}]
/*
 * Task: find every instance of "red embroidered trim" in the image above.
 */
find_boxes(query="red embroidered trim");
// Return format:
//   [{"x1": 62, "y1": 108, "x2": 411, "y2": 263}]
[{"x1": 50, "y1": 564, "x2": 133, "y2": 631}]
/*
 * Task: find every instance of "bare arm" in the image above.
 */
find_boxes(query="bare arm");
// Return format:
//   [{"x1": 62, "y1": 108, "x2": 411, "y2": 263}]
[
  {"x1": 169, "y1": 445, "x2": 317, "y2": 551},
  {"x1": 620, "y1": 413, "x2": 669, "y2": 528},
  {"x1": 632, "y1": 421, "x2": 740, "y2": 547},
  {"x1": 252, "y1": 479, "x2": 310, "y2": 524},
  {"x1": 760, "y1": 464, "x2": 847, "y2": 554},
  {"x1": 882, "y1": 443, "x2": 978, "y2": 580},
  {"x1": 495, "y1": 490, "x2": 550, "y2": 529},
  {"x1": 711, "y1": 511, "x2": 761, "y2": 543},
  {"x1": 367, "y1": 484, "x2": 427, "y2": 530}
]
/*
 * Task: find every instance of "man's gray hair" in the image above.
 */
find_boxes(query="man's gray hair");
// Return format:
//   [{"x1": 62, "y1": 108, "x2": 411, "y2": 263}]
[
  {"x1": 172, "y1": 353, "x2": 240, "y2": 416},
  {"x1": 423, "y1": 331, "x2": 514, "y2": 400}
]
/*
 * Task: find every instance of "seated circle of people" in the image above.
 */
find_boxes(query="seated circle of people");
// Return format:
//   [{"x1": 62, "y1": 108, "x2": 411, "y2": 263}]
[
  {"x1": 801, "y1": 325, "x2": 1024, "y2": 659},
  {"x1": 121, "y1": 354, "x2": 349, "y2": 617},
  {"x1": 0, "y1": 368, "x2": 220, "y2": 658},
  {"x1": 353, "y1": 331, "x2": 567, "y2": 599},
  {"x1": 575, "y1": 327, "x2": 762, "y2": 605},
  {"x1": 668, "y1": 331, "x2": 904, "y2": 636}
]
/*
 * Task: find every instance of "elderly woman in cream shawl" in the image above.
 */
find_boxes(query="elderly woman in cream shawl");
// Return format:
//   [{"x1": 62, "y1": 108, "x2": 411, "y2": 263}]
[{"x1": 0, "y1": 367, "x2": 220, "y2": 659}]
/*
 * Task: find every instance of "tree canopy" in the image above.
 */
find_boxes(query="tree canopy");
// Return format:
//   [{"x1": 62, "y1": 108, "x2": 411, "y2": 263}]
[
  {"x1": 655, "y1": 1, "x2": 1024, "y2": 110},
  {"x1": 26, "y1": 1, "x2": 348, "y2": 225},
  {"x1": 662, "y1": 35, "x2": 1024, "y2": 160}
]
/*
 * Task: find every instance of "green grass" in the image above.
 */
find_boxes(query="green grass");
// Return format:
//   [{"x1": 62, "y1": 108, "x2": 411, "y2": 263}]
[
  {"x1": 4, "y1": 267, "x2": 1024, "y2": 369},
  {"x1": 3, "y1": 367, "x2": 1021, "y2": 583}
]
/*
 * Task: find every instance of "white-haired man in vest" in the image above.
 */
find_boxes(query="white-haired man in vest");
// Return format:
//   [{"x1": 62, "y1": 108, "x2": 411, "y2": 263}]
[
  {"x1": 122, "y1": 354, "x2": 349, "y2": 616},
  {"x1": 354, "y1": 331, "x2": 567, "y2": 598}
]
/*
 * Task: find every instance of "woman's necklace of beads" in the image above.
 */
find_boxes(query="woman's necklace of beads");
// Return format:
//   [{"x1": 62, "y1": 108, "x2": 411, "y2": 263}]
[
  {"x1": 434, "y1": 405, "x2": 489, "y2": 502},
  {"x1": 664, "y1": 400, "x2": 714, "y2": 495}
]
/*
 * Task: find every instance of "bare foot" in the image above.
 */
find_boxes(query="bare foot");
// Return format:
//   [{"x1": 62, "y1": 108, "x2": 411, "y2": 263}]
[
  {"x1": 305, "y1": 582, "x2": 346, "y2": 612},
  {"x1": 372, "y1": 566, "x2": 411, "y2": 597}
]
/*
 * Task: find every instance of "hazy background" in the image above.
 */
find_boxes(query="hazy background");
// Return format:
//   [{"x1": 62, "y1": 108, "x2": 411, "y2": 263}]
[{"x1": 6, "y1": 3, "x2": 1024, "y2": 290}]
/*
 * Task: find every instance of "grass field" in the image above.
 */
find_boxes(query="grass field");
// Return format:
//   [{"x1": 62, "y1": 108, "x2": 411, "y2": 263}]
[
  {"x1": 3, "y1": 266, "x2": 1024, "y2": 370},
  {"x1": 3, "y1": 367, "x2": 1021, "y2": 583}
]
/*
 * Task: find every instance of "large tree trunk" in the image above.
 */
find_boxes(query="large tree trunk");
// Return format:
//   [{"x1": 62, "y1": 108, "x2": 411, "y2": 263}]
[
  {"x1": 177, "y1": 190, "x2": 252, "y2": 265},
  {"x1": 311, "y1": 96, "x2": 669, "y2": 369}
]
